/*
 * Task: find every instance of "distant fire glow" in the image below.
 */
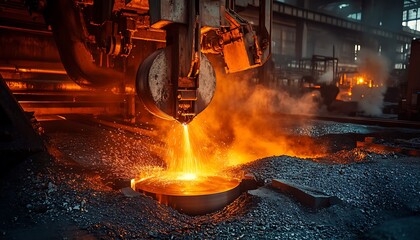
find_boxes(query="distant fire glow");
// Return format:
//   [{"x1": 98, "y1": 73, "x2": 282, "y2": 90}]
[{"x1": 336, "y1": 50, "x2": 389, "y2": 116}]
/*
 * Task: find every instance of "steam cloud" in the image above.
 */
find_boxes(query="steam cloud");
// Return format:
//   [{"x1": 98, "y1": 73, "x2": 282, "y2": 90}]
[
  {"x1": 355, "y1": 50, "x2": 389, "y2": 116},
  {"x1": 155, "y1": 61, "x2": 330, "y2": 178},
  {"x1": 187, "y1": 68, "x2": 327, "y2": 168},
  {"x1": 318, "y1": 68, "x2": 334, "y2": 84},
  {"x1": 152, "y1": 50, "x2": 390, "y2": 177}
]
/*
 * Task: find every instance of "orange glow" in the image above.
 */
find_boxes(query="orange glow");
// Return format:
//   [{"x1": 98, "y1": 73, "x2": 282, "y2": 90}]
[
  {"x1": 5, "y1": 80, "x2": 84, "y2": 91},
  {"x1": 125, "y1": 86, "x2": 135, "y2": 93},
  {"x1": 164, "y1": 123, "x2": 207, "y2": 177},
  {"x1": 60, "y1": 83, "x2": 83, "y2": 90},
  {"x1": 110, "y1": 86, "x2": 136, "y2": 94},
  {"x1": 338, "y1": 70, "x2": 386, "y2": 101},
  {"x1": 5, "y1": 81, "x2": 25, "y2": 90},
  {"x1": 177, "y1": 173, "x2": 197, "y2": 181},
  {"x1": 134, "y1": 175, "x2": 240, "y2": 196},
  {"x1": 154, "y1": 72, "x2": 327, "y2": 174},
  {"x1": 131, "y1": 121, "x2": 242, "y2": 195},
  {"x1": 180, "y1": 124, "x2": 197, "y2": 173},
  {"x1": 132, "y1": 120, "x2": 231, "y2": 187},
  {"x1": 134, "y1": 68, "x2": 328, "y2": 190}
]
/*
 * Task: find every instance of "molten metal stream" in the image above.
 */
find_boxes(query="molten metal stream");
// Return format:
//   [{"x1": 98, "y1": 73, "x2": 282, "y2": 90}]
[
  {"x1": 132, "y1": 123, "x2": 240, "y2": 197},
  {"x1": 163, "y1": 124, "x2": 206, "y2": 180},
  {"x1": 131, "y1": 125, "x2": 241, "y2": 216},
  {"x1": 178, "y1": 124, "x2": 198, "y2": 179}
]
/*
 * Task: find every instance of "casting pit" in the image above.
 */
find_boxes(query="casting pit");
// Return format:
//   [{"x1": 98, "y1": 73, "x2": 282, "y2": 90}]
[{"x1": 131, "y1": 174, "x2": 242, "y2": 215}]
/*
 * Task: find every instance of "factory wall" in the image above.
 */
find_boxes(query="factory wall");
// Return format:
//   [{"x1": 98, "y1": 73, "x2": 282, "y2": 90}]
[
  {"x1": 271, "y1": 17, "x2": 362, "y2": 67},
  {"x1": 271, "y1": 18, "x2": 408, "y2": 70},
  {"x1": 271, "y1": 20, "x2": 296, "y2": 57},
  {"x1": 240, "y1": 5, "x2": 411, "y2": 71}
]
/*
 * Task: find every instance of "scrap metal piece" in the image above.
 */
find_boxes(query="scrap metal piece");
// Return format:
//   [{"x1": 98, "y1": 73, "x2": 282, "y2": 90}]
[
  {"x1": 121, "y1": 187, "x2": 141, "y2": 198},
  {"x1": 272, "y1": 179, "x2": 341, "y2": 210},
  {"x1": 357, "y1": 137, "x2": 420, "y2": 157}
]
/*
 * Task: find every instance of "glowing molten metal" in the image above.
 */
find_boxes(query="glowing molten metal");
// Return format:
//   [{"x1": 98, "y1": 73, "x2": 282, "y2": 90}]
[{"x1": 131, "y1": 123, "x2": 242, "y2": 214}]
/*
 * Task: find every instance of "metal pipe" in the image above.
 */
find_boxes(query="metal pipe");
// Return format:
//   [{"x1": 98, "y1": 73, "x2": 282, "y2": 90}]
[
  {"x1": 0, "y1": 25, "x2": 52, "y2": 36},
  {"x1": 0, "y1": 66, "x2": 67, "y2": 75},
  {"x1": 131, "y1": 36, "x2": 166, "y2": 43},
  {"x1": 45, "y1": 0, "x2": 124, "y2": 88}
]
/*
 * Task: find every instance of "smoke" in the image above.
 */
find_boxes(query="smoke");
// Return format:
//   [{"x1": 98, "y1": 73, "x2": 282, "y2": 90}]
[
  {"x1": 152, "y1": 59, "x2": 330, "y2": 179},
  {"x1": 214, "y1": 77, "x2": 319, "y2": 116},
  {"x1": 318, "y1": 68, "x2": 334, "y2": 84},
  {"x1": 355, "y1": 49, "x2": 389, "y2": 116},
  {"x1": 186, "y1": 68, "x2": 327, "y2": 168}
]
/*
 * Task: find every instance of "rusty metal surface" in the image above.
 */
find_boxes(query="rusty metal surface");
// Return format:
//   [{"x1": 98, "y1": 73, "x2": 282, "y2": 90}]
[
  {"x1": 149, "y1": 0, "x2": 187, "y2": 28},
  {"x1": 201, "y1": 0, "x2": 224, "y2": 28},
  {"x1": 46, "y1": 0, "x2": 124, "y2": 87},
  {"x1": 136, "y1": 48, "x2": 216, "y2": 121},
  {"x1": 132, "y1": 29, "x2": 166, "y2": 42},
  {"x1": 125, "y1": 0, "x2": 149, "y2": 10},
  {"x1": 0, "y1": 66, "x2": 67, "y2": 75},
  {"x1": 0, "y1": 75, "x2": 44, "y2": 157},
  {"x1": 401, "y1": 39, "x2": 420, "y2": 119},
  {"x1": 0, "y1": 28, "x2": 60, "y2": 62},
  {"x1": 0, "y1": 0, "x2": 46, "y2": 30}
]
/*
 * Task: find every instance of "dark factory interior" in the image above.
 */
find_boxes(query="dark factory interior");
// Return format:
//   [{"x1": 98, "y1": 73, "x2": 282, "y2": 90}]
[{"x1": 1, "y1": 0, "x2": 419, "y2": 239}]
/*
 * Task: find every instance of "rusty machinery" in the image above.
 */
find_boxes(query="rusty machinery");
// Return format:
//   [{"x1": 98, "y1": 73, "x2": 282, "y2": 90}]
[
  {"x1": 28, "y1": 0, "x2": 272, "y2": 124},
  {"x1": 400, "y1": 39, "x2": 420, "y2": 120}
]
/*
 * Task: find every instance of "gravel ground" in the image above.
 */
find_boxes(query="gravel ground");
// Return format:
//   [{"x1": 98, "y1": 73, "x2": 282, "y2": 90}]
[{"x1": 0, "y1": 116, "x2": 419, "y2": 239}]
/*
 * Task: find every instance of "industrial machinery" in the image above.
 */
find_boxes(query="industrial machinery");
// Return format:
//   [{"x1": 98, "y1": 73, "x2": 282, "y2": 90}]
[
  {"x1": 24, "y1": 0, "x2": 272, "y2": 124},
  {"x1": 300, "y1": 55, "x2": 339, "y2": 106},
  {"x1": 272, "y1": 54, "x2": 339, "y2": 107},
  {"x1": 400, "y1": 39, "x2": 420, "y2": 120}
]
